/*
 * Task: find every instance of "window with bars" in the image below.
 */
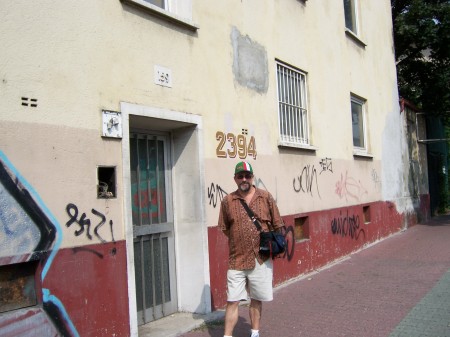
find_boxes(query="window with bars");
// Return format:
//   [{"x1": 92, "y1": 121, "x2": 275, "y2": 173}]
[
  {"x1": 276, "y1": 62, "x2": 309, "y2": 146},
  {"x1": 129, "y1": 134, "x2": 168, "y2": 226}
]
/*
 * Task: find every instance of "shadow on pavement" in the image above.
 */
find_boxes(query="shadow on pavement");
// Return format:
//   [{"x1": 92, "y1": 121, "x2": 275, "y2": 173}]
[
  {"x1": 421, "y1": 213, "x2": 450, "y2": 226},
  {"x1": 188, "y1": 315, "x2": 250, "y2": 337}
]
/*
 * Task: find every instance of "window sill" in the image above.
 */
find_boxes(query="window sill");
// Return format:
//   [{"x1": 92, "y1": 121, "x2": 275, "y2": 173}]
[
  {"x1": 353, "y1": 151, "x2": 373, "y2": 159},
  {"x1": 295, "y1": 238, "x2": 310, "y2": 243},
  {"x1": 121, "y1": 0, "x2": 199, "y2": 31},
  {"x1": 278, "y1": 141, "x2": 318, "y2": 152},
  {"x1": 345, "y1": 29, "x2": 367, "y2": 48}
]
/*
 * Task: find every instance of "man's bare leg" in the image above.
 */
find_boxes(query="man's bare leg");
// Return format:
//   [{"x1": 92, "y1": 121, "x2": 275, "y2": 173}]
[
  {"x1": 249, "y1": 299, "x2": 262, "y2": 330},
  {"x1": 224, "y1": 301, "x2": 240, "y2": 336}
]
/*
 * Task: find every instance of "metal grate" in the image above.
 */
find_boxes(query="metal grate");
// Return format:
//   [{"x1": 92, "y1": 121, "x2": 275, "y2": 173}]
[
  {"x1": 277, "y1": 63, "x2": 308, "y2": 145},
  {"x1": 130, "y1": 135, "x2": 167, "y2": 226},
  {"x1": 134, "y1": 234, "x2": 171, "y2": 322},
  {"x1": 130, "y1": 132, "x2": 175, "y2": 324}
]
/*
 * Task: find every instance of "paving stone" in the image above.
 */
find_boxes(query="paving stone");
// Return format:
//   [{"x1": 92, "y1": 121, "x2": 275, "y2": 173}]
[{"x1": 180, "y1": 215, "x2": 450, "y2": 337}]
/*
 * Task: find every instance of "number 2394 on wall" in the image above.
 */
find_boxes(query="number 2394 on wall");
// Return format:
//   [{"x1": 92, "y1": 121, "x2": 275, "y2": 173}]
[{"x1": 216, "y1": 131, "x2": 257, "y2": 159}]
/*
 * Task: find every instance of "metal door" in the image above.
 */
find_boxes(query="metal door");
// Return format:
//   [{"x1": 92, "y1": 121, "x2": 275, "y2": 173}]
[{"x1": 129, "y1": 132, "x2": 177, "y2": 324}]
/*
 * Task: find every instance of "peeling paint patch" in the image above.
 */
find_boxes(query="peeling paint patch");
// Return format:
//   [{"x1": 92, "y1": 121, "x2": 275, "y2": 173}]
[{"x1": 231, "y1": 27, "x2": 268, "y2": 93}]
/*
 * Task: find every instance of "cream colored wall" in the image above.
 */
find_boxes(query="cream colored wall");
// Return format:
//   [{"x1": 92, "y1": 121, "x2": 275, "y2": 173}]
[
  {"x1": 0, "y1": 0, "x2": 408, "y2": 328},
  {"x1": 196, "y1": 0, "x2": 399, "y2": 159},
  {"x1": 205, "y1": 156, "x2": 383, "y2": 226},
  {"x1": 0, "y1": 120, "x2": 124, "y2": 248},
  {"x1": 0, "y1": 0, "x2": 403, "y2": 237},
  {"x1": 0, "y1": 1, "x2": 202, "y2": 248},
  {"x1": 199, "y1": 0, "x2": 402, "y2": 224}
]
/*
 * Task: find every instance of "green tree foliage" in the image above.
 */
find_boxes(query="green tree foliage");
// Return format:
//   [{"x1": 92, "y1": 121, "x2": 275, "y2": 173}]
[{"x1": 392, "y1": 0, "x2": 450, "y2": 118}]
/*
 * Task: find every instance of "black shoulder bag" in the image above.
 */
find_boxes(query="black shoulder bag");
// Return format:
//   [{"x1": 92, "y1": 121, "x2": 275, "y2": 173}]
[{"x1": 239, "y1": 199, "x2": 286, "y2": 259}]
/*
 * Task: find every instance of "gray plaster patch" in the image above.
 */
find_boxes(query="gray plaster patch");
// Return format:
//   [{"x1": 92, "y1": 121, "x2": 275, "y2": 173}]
[
  {"x1": 231, "y1": 27, "x2": 268, "y2": 94},
  {"x1": 0, "y1": 182, "x2": 41, "y2": 258}
]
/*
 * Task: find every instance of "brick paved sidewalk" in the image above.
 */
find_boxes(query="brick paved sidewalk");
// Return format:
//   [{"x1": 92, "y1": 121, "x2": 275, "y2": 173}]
[{"x1": 181, "y1": 215, "x2": 450, "y2": 337}]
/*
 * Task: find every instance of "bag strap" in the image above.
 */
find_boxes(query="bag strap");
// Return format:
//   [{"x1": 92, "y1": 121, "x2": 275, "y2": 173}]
[{"x1": 239, "y1": 199, "x2": 263, "y2": 231}]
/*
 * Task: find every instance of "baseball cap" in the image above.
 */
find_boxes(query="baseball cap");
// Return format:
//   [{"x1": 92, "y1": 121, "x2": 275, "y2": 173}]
[{"x1": 234, "y1": 161, "x2": 253, "y2": 175}]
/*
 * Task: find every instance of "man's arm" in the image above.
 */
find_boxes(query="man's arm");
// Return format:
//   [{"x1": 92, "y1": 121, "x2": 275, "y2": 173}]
[
  {"x1": 268, "y1": 192, "x2": 284, "y2": 231},
  {"x1": 218, "y1": 196, "x2": 230, "y2": 238}
]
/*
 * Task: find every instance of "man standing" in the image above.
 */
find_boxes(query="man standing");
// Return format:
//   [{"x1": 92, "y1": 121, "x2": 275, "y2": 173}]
[{"x1": 218, "y1": 161, "x2": 284, "y2": 337}]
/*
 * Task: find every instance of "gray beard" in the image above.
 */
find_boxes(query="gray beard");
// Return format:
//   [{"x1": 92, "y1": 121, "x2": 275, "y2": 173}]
[{"x1": 238, "y1": 182, "x2": 251, "y2": 193}]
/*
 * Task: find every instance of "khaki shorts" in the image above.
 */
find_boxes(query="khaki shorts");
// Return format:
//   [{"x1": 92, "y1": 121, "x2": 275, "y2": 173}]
[{"x1": 227, "y1": 259, "x2": 273, "y2": 302}]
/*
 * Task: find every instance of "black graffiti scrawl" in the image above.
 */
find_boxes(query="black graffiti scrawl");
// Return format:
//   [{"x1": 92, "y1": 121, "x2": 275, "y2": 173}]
[{"x1": 330, "y1": 210, "x2": 365, "y2": 240}]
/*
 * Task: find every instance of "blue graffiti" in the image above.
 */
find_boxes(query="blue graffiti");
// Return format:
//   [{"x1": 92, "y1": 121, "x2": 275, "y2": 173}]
[{"x1": 0, "y1": 151, "x2": 79, "y2": 336}]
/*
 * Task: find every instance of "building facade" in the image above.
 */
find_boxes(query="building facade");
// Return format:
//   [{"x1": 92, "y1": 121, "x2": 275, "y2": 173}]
[{"x1": 0, "y1": 1, "x2": 429, "y2": 336}]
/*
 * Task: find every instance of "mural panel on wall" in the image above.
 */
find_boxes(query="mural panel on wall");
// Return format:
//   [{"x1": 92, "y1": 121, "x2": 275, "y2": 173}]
[
  {"x1": 0, "y1": 151, "x2": 128, "y2": 337},
  {"x1": 0, "y1": 151, "x2": 79, "y2": 336}
]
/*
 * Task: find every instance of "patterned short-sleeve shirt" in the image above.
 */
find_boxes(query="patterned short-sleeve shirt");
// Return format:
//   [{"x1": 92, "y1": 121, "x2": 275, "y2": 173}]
[{"x1": 218, "y1": 187, "x2": 283, "y2": 270}]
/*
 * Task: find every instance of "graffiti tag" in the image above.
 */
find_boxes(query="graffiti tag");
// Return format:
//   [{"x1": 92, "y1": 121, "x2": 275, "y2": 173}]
[
  {"x1": 319, "y1": 157, "x2": 333, "y2": 175},
  {"x1": 335, "y1": 171, "x2": 368, "y2": 201},
  {"x1": 65, "y1": 203, "x2": 115, "y2": 243},
  {"x1": 207, "y1": 183, "x2": 228, "y2": 208},
  {"x1": 293, "y1": 165, "x2": 321, "y2": 198},
  {"x1": 330, "y1": 210, "x2": 365, "y2": 240}
]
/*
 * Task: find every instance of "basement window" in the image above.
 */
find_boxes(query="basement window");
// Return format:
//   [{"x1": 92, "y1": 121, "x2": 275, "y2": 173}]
[
  {"x1": 363, "y1": 205, "x2": 371, "y2": 224},
  {"x1": 294, "y1": 216, "x2": 310, "y2": 241},
  {"x1": 98, "y1": 166, "x2": 116, "y2": 198},
  {"x1": 0, "y1": 262, "x2": 38, "y2": 313}
]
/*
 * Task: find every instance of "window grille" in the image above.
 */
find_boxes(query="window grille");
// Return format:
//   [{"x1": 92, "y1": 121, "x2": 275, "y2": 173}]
[
  {"x1": 130, "y1": 134, "x2": 168, "y2": 227},
  {"x1": 277, "y1": 62, "x2": 309, "y2": 145}
]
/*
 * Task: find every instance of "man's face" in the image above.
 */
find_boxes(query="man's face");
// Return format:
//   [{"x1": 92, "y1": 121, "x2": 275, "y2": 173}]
[{"x1": 234, "y1": 172, "x2": 254, "y2": 193}]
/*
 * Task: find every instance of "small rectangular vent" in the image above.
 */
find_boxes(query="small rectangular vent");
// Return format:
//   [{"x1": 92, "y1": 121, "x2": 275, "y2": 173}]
[
  {"x1": 21, "y1": 97, "x2": 38, "y2": 107},
  {"x1": 363, "y1": 205, "x2": 371, "y2": 224}
]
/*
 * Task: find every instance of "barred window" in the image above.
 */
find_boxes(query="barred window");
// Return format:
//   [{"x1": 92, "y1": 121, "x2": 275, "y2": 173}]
[{"x1": 276, "y1": 62, "x2": 309, "y2": 146}]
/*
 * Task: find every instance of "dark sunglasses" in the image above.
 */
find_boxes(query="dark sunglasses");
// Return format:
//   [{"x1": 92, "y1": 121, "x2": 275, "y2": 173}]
[{"x1": 236, "y1": 173, "x2": 253, "y2": 180}]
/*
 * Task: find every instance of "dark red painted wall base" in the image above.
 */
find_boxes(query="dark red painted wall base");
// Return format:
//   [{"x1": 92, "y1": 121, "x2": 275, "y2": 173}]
[
  {"x1": 208, "y1": 199, "x2": 428, "y2": 310},
  {"x1": 42, "y1": 241, "x2": 130, "y2": 337}
]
